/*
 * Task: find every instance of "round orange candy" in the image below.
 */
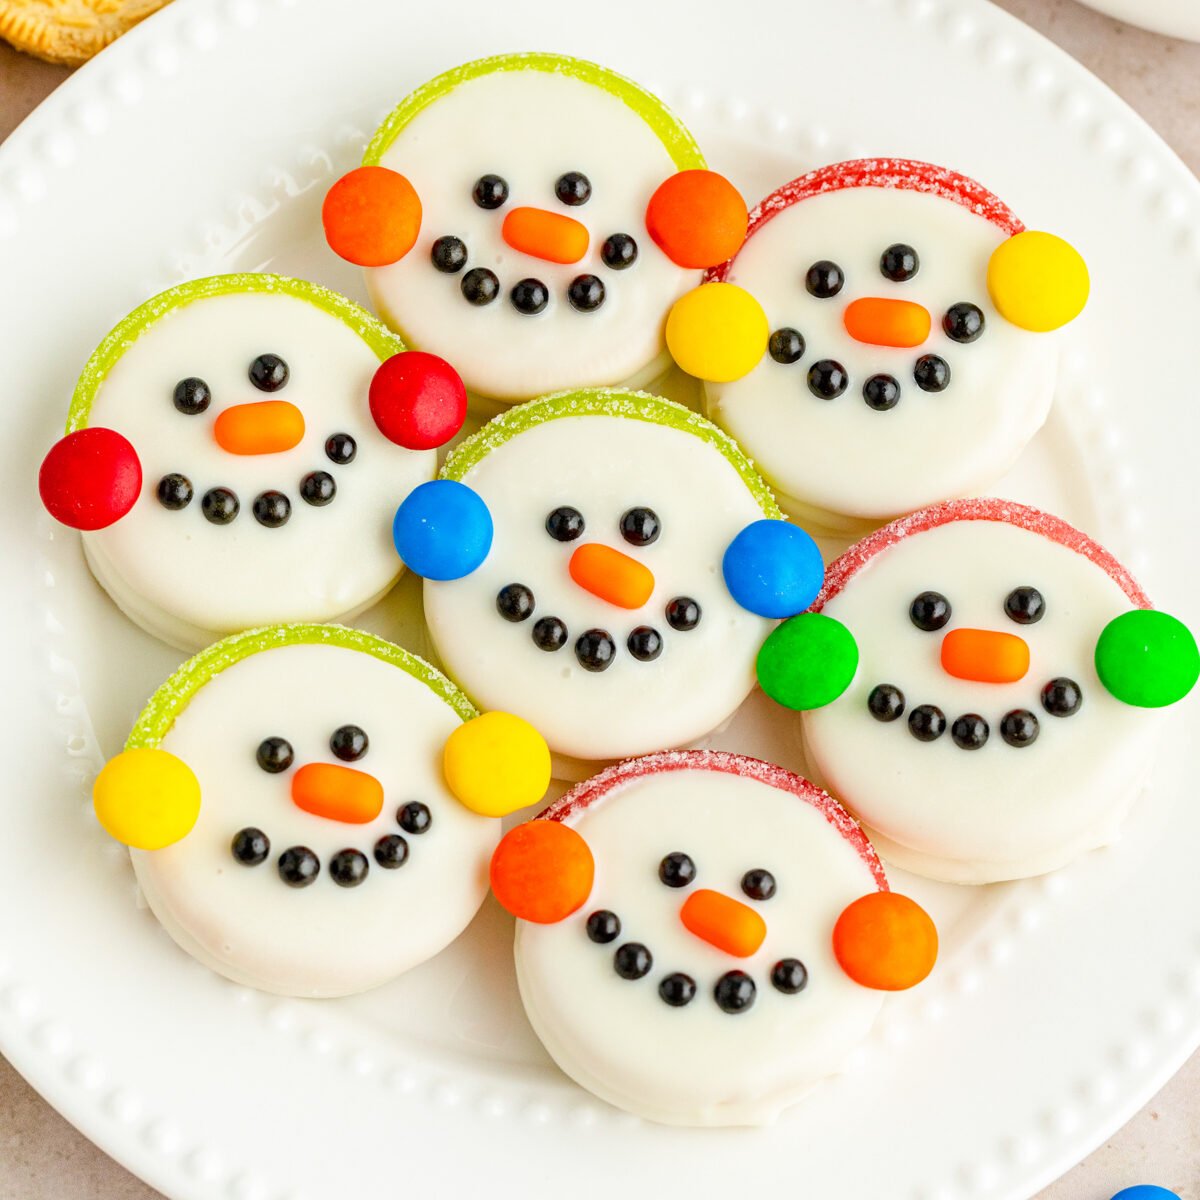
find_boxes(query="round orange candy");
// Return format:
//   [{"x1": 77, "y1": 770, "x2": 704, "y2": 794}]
[
  {"x1": 833, "y1": 892, "x2": 938, "y2": 991},
  {"x1": 322, "y1": 166, "x2": 422, "y2": 267},
  {"x1": 489, "y1": 820, "x2": 594, "y2": 924},
  {"x1": 645, "y1": 170, "x2": 748, "y2": 269}
]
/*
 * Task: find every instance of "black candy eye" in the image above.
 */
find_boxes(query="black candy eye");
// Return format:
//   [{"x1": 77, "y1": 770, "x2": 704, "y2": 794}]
[
  {"x1": 472, "y1": 174, "x2": 508, "y2": 209},
  {"x1": 555, "y1": 171, "x2": 591, "y2": 206},
  {"x1": 325, "y1": 433, "x2": 356, "y2": 464},
  {"x1": 943, "y1": 302, "x2": 985, "y2": 343},
  {"x1": 619, "y1": 506, "x2": 660, "y2": 546},
  {"x1": 741, "y1": 868, "x2": 776, "y2": 901},
  {"x1": 805, "y1": 260, "x2": 844, "y2": 298},
  {"x1": 249, "y1": 353, "x2": 289, "y2": 392},
  {"x1": 398, "y1": 801, "x2": 432, "y2": 834},
  {"x1": 546, "y1": 506, "x2": 585, "y2": 541},
  {"x1": 769, "y1": 328, "x2": 805, "y2": 364},
  {"x1": 910, "y1": 591, "x2": 951, "y2": 631},
  {"x1": 173, "y1": 377, "x2": 211, "y2": 414},
  {"x1": 665, "y1": 597, "x2": 701, "y2": 631},
  {"x1": 330, "y1": 724, "x2": 368, "y2": 762},
  {"x1": 880, "y1": 243, "x2": 919, "y2": 282},
  {"x1": 914, "y1": 355, "x2": 951, "y2": 393},
  {"x1": 659, "y1": 851, "x2": 696, "y2": 888},
  {"x1": 601, "y1": 233, "x2": 637, "y2": 269},
  {"x1": 496, "y1": 583, "x2": 535, "y2": 622},
  {"x1": 431, "y1": 235, "x2": 468, "y2": 273},
  {"x1": 461, "y1": 268, "x2": 500, "y2": 306},
  {"x1": 256, "y1": 736, "x2": 294, "y2": 773},
  {"x1": 1004, "y1": 586, "x2": 1045, "y2": 625}
]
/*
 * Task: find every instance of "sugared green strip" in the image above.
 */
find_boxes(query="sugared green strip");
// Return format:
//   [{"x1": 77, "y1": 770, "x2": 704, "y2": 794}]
[
  {"x1": 66, "y1": 274, "x2": 406, "y2": 434},
  {"x1": 126, "y1": 623, "x2": 477, "y2": 750},
  {"x1": 441, "y1": 388, "x2": 782, "y2": 519},
  {"x1": 363, "y1": 52, "x2": 704, "y2": 172}
]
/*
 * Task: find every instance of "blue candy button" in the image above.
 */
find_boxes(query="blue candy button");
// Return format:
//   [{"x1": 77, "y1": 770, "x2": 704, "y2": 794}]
[
  {"x1": 393, "y1": 479, "x2": 492, "y2": 581},
  {"x1": 1111, "y1": 1188, "x2": 1181, "y2": 1200},
  {"x1": 721, "y1": 519, "x2": 824, "y2": 618}
]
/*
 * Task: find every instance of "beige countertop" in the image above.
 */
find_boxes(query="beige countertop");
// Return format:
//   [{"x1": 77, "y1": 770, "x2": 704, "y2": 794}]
[{"x1": 1, "y1": 1, "x2": 1197, "y2": 1196}]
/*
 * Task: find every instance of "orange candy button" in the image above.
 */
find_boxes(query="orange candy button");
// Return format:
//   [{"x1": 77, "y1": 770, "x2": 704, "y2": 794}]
[
  {"x1": 680, "y1": 889, "x2": 767, "y2": 958},
  {"x1": 501, "y1": 207, "x2": 589, "y2": 265},
  {"x1": 843, "y1": 297, "x2": 932, "y2": 348},
  {"x1": 833, "y1": 892, "x2": 938, "y2": 991},
  {"x1": 213, "y1": 401, "x2": 305, "y2": 456},
  {"x1": 941, "y1": 627, "x2": 1030, "y2": 683},
  {"x1": 323, "y1": 166, "x2": 422, "y2": 268},
  {"x1": 291, "y1": 762, "x2": 384, "y2": 825},
  {"x1": 645, "y1": 170, "x2": 748, "y2": 269},
  {"x1": 569, "y1": 543, "x2": 654, "y2": 610},
  {"x1": 490, "y1": 821, "x2": 594, "y2": 924}
]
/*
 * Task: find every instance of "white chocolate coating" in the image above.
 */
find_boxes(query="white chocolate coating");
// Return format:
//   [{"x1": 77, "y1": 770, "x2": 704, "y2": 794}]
[
  {"x1": 423, "y1": 414, "x2": 774, "y2": 762},
  {"x1": 370, "y1": 69, "x2": 699, "y2": 401},
  {"x1": 515, "y1": 765, "x2": 885, "y2": 1125},
  {"x1": 708, "y1": 188, "x2": 1057, "y2": 522},
  {"x1": 132, "y1": 642, "x2": 498, "y2": 997},
  {"x1": 802, "y1": 520, "x2": 1160, "y2": 883},
  {"x1": 82, "y1": 290, "x2": 435, "y2": 652}
]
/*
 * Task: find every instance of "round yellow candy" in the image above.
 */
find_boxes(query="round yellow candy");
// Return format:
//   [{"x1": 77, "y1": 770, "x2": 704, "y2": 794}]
[
  {"x1": 93, "y1": 748, "x2": 201, "y2": 850},
  {"x1": 443, "y1": 712, "x2": 551, "y2": 818},
  {"x1": 665, "y1": 282, "x2": 768, "y2": 383},
  {"x1": 986, "y1": 230, "x2": 1089, "y2": 332}
]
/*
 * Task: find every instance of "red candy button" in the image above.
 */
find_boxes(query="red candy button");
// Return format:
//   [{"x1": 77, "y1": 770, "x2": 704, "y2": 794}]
[
  {"x1": 39, "y1": 428, "x2": 142, "y2": 530},
  {"x1": 368, "y1": 352, "x2": 467, "y2": 451}
]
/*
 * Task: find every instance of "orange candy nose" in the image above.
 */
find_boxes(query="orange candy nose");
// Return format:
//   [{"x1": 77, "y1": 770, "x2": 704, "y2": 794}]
[
  {"x1": 213, "y1": 401, "x2": 305, "y2": 456},
  {"x1": 680, "y1": 889, "x2": 767, "y2": 958},
  {"x1": 322, "y1": 166, "x2": 422, "y2": 268},
  {"x1": 941, "y1": 628, "x2": 1030, "y2": 683},
  {"x1": 833, "y1": 892, "x2": 938, "y2": 991},
  {"x1": 291, "y1": 762, "x2": 384, "y2": 825},
  {"x1": 843, "y1": 297, "x2": 932, "y2": 348},
  {"x1": 568, "y1": 543, "x2": 655, "y2": 610},
  {"x1": 501, "y1": 207, "x2": 589, "y2": 265}
]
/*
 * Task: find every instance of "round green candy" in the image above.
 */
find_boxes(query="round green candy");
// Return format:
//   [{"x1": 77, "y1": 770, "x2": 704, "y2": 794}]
[
  {"x1": 1094, "y1": 609, "x2": 1199, "y2": 708},
  {"x1": 756, "y1": 613, "x2": 859, "y2": 711}
]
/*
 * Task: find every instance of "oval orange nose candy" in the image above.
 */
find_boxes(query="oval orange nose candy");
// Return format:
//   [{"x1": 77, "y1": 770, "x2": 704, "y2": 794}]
[
  {"x1": 843, "y1": 296, "x2": 932, "y2": 347},
  {"x1": 680, "y1": 889, "x2": 767, "y2": 958},
  {"x1": 214, "y1": 401, "x2": 305, "y2": 455},
  {"x1": 568, "y1": 543, "x2": 654, "y2": 610},
  {"x1": 941, "y1": 627, "x2": 1030, "y2": 683},
  {"x1": 291, "y1": 762, "x2": 384, "y2": 824},
  {"x1": 501, "y1": 206, "x2": 589, "y2": 265}
]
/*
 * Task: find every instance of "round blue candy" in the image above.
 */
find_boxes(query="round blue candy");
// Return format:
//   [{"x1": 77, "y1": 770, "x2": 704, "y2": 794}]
[
  {"x1": 1111, "y1": 1189, "x2": 1181, "y2": 1200},
  {"x1": 721, "y1": 519, "x2": 824, "y2": 618},
  {"x1": 392, "y1": 480, "x2": 492, "y2": 581}
]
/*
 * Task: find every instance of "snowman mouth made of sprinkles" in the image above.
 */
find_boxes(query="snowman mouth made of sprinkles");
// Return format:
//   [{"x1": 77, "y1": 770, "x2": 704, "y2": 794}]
[{"x1": 321, "y1": 52, "x2": 749, "y2": 404}]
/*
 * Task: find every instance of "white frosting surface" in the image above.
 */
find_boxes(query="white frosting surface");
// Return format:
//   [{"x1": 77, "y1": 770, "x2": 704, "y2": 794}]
[
  {"x1": 707, "y1": 188, "x2": 1058, "y2": 521},
  {"x1": 423, "y1": 415, "x2": 774, "y2": 761},
  {"x1": 370, "y1": 70, "x2": 699, "y2": 401},
  {"x1": 83, "y1": 291, "x2": 435, "y2": 651},
  {"x1": 514, "y1": 767, "x2": 884, "y2": 1125},
  {"x1": 132, "y1": 642, "x2": 498, "y2": 997},
  {"x1": 802, "y1": 520, "x2": 1160, "y2": 883}
]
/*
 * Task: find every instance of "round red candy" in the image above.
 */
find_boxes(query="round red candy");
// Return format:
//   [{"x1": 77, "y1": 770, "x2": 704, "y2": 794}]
[
  {"x1": 368, "y1": 352, "x2": 467, "y2": 451},
  {"x1": 39, "y1": 428, "x2": 142, "y2": 530}
]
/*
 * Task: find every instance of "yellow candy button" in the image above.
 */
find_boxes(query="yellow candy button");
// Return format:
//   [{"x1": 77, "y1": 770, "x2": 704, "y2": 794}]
[
  {"x1": 443, "y1": 712, "x2": 551, "y2": 818},
  {"x1": 986, "y1": 230, "x2": 1089, "y2": 332},
  {"x1": 665, "y1": 282, "x2": 768, "y2": 383},
  {"x1": 93, "y1": 748, "x2": 201, "y2": 850}
]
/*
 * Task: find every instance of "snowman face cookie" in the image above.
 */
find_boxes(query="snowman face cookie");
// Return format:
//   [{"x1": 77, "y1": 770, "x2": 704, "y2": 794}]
[
  {"x1": 394, "y1": 390, "x2": 826, "y2": 766},
  {"x1": 757, "y1": 501, "x2": 1199, "y2": 884},
  {"x1": 39, "y1": 275, "x2": 466, "y2": 651},
  {"x1": 91, "y1": 625, "x2": 550, "y2": 997},
  {"x1": 489, "y1": 751, "x2": 937, "y2": 1126},
  {"x1": 322, "y1": 53, "x2": 748, "y2": 403},
  {"x1": 668, "y1": 160, "x2": 1089, "y2": 526}
]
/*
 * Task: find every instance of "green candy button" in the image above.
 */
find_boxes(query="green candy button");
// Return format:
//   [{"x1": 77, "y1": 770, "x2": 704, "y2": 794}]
[
  {"x1": 756, "y1": 613, "x2": 859, "y2": 711},
  {"x1": 1094, "y1": 609, "x2": 1200, "y2": 708}
]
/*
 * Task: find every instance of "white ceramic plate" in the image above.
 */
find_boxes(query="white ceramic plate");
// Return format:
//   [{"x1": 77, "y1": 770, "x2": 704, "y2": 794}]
[
  {"x1": 1072, "y1": 0, "x2": 1200, "y2": 42},
  {"x1": 2, "y1": 1, "x2": 1199, "y2": 1197}
]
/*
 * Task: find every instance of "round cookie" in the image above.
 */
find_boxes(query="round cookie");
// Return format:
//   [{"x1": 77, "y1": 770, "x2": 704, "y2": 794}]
[
  {"x1": 322, "y1": 53, "x2": 748, "y2": 404},
  {"x1": 38, "y1": 274, "x2": 465, "y2": 651},
  {"x1": 668, "y1": 159, "x2": 1089, "y2": 528},
  {"x1": 758, "y1": 500, "x2": 1199, "y2": 884},
  {"x1": 493, "y1": 751, "x2": 936, "y2": 1126},
  {"x1": 91, "y1": 624, "x2": 550, "y2": 997},
  {"x1": 397, "y1": 389, "x2": 825, "y2": 767}
]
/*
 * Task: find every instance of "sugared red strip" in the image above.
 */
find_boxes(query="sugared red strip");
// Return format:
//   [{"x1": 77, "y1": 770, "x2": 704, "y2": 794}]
[
  {"x1": 680, "y1": 889, "x2": 767, "y2": 958},
  {"x1": 843, "y1": 296, "x2": 931, "y2": 348},
  {"x1": 941, "y1": 628, "x2": 1030, "y2": 683},
  {"x1": 569, "y1": 543, "x2": 655, "y2": 609},
  {"x1": 291, "y1": 762, "x2": 384, "y2": 824},
  {"x1": 502, "y1": 207, "x2": 589, "y2": 265},
  {"x1": 214, "y1": 401, "x2": 305, "y2": 456}
]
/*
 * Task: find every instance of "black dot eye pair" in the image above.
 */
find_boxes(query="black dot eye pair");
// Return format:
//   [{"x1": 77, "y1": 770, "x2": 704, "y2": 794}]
[
  {"x1": 172, "y1": 355, "x2": 288, "y2": 416},
  {"x1": 255, "y1": 724, "x2": 368, "y2": 772},
  {"x1": 804, "y1": 244, "x2": 921, "y2": 300},
  {"x1": 545, "y1": 505, "x2": 661, "y2": 547},
  {"x1": 658, "y1": 853, "x2": 776, "y2": 900},
  {"x1": 472, "y1": 172, "x2": 591, "y2": 210},
  {"x1": 909, "y1": 587, "x2": 1045, "y2": 631}
]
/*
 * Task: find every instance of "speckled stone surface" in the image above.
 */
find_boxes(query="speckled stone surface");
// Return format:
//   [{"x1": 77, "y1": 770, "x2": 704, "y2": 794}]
[{"x1": 2, "y1": 0, "x2": 1198, "y2": 1195}]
